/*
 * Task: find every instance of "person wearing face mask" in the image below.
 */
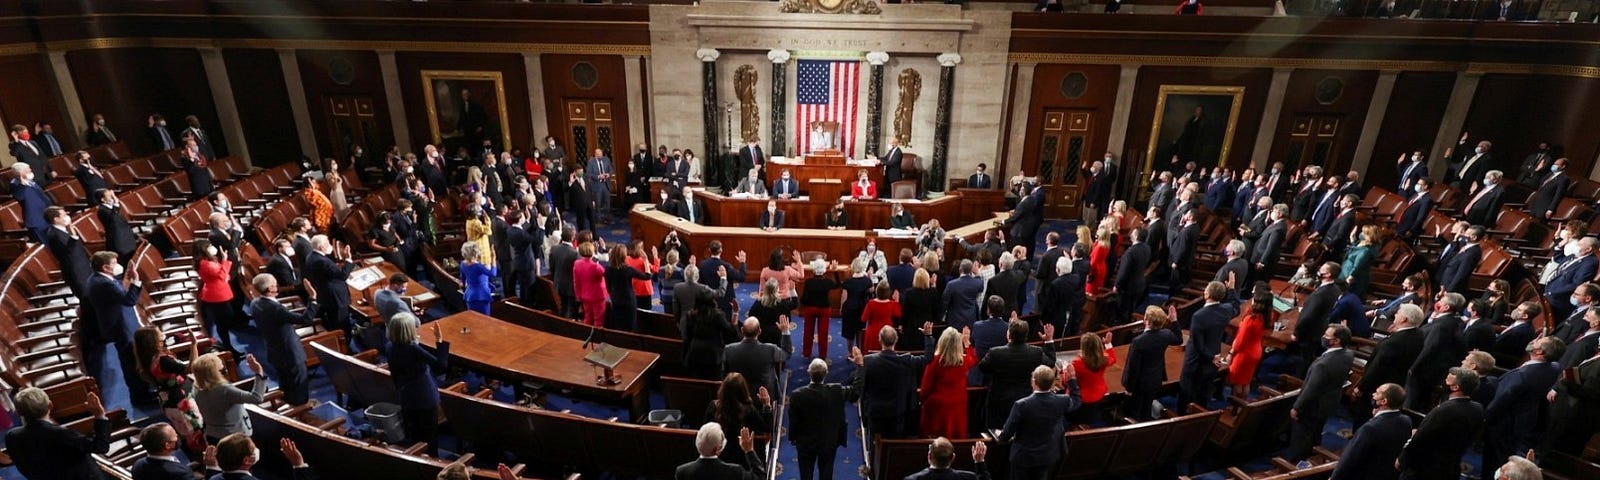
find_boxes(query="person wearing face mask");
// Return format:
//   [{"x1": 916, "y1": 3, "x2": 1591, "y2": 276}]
[
  {"x1": 96, "y1": 189, "x2": 137, "y2": 264},
  {"x1": 657, "y1": 188, "x2": 681, "y2": 217},
  {"x1": 367, "y1": 211, "x2": 405, "y2": 272},
  {"x1": 967, "y1": 163, "x2": 992, "y2": 189},
  {"x1": 1436, "y1": 224, "x2": 1483, "y2": 295},
  {"x1": 1329, "y1": 383, "x2": 1411, "y2": 480},
  {"x1": 265, "y1": 238, "x2": 300, "y2": 291},
  {"x1": 147, "y1": 113, "x2": 176, "y2": 151},
  {"x1": 73, "y1": 151, "x2": 109, "y2": 202},
  {"x1": 824, "y1": 197, "x2": 849, "y2": 230},
  {"x1": 773, "y1": 169, "x2": 800, "y2": 199},
  {"x1": 1530, "y1": 157, "x2": 1571, "y2": 221},
  {"x1": 1483, "y1": 336, "x2": 1564, "y2": 476},
  {"x1": 738, "y1": 138, "x2": 766, "y2": 180},
  {"x1": 181, "y1": 114, "x2": 215, "y2": 160},
  {"x1": 1248, "y1": 204, "x2": 1289, "y2": 284},
  {"x1": 1517, "y1": 141, "x2": 1555, "y2": 187},
  {"x1": 848, "y1": 169, "x2": 875, "y2": 199},
  {"x1": 373, "y1": 274, "x2": 412, "y2": 324},
  {"x1": 1398, "y1": 367, "x2": 1485, "y2": 480},
  {"x1": 758, "y1": 200, "x2": 785, "y2": 232},
  {"x1": 85, "y1": 249, "x2": 157, "y2": 405},
  {"x1": 9, "y1": 123, "x2": 50, "y2": 186},
  {"x1": 1541, "y1": 230, "x2": 1596, "y2": 316},
  {"x1": 1353, "y1": 303, "x2": 1424, "y2": 430},
  {"x1": 631, "y1": 142, "x2": 654, "y2": 179},
  {"x1": 1394, "y1": 177, "x2": 1435, "y2": 242},
  {"x1": 194, "y1": 238, "x2": 242, "y2": 358},
  {"x1": 1340, "y1": 224, "x2": 1380, "y2": 297},
  {"x1": 1396, "y1": 150, "x2": 1429, "y2": 192},
  {"x1": 84, "y1": 113, "x2": 117, "y2": 146},
  {"x1": 303, "y1": 235, "x2": 356, "y2": 340},
  {"x1": 1321, "y1": 194, "x2": 1359, "y2": 260},
  {"x1": 1290, "y1": 262, "x2": 1343, "y2": 378},
  {"x1": 1462, "y1": 170, "x2": 1506, "y2": 226},
  {"x1": 1081, "y1": 160, "x2": 1114, "y2": 227},
  {"x1": 1406, "y1": 292, "x2": 1469, "y2": 411},
  {"x1": 203, "y1": 434, "x2": 317, "y2": 480},
  {"x1": 1490, "y1": 301, "x2": 1539, "y2": 368},
  {"x1": 9, "y1": 162, "x2": 52, "y2": 243},
  {"x1": 735, "y1": 168, "x2": 770, "y2": 198},
  {"x1": 1451, "y1": 138, "x2": 1494, "y2": 192},
  {"x1": 1286, "y1": 324, "x2": 1354, "y2": 461},
  {"x1": 181, "y1": 135, "x2": 214, "y2": 200}
]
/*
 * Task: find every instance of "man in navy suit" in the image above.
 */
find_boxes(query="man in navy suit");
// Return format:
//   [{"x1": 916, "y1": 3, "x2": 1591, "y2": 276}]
[
  {"x1": 676, "y1": 423, "x2": 766, "y2": 480},
  {"x1": 87, "y1": 251, "x2": 155, "y2": 404},
  {"x1": 9, "y1": 163, "x2": 52, "y2": 242},
  {"x1": 1483, "y1": 336, "x2": 1565, "y2": 475},
  {"x1": 758, "y1": 200, "x2": 785, "y2": 232},
  {"x1": 1529, "y1": 158, "x2": 1571, "y2": 221},
  {"x1": 1546, "y1": 238, "x2": 1598, "y2": 320},
  {"x1": 1167, "y1": 209, "x2": 1200, "y2": 295},
  {"x1": 772, "y1": 169, "x2": 801, "y2": 199},
  {"x1": 941, "y1": 260, "x2": 985, "y2": 332},
  {"x1": 1397, "y1": 150, "x2": 1429, "y2": 192},
  {"x1": 1491, "y1": 301, "x2": 1539, "y2": 368},
  {"x1": 1232, "y1": 174, "x2": 1260, "y2": 225},
  {"x1": 676, "y1": 185, "x2": 707, "y2": 225},
  {"x1": 1559, "y1": 308, "x2": 1600, "y2": 373},
  {"x1": 132, "y1": 423, "x2": 203, "y2": 480},
  {"x1": 789, "y1": 359, "x2": 859, "y2": 480},
  {"x1": 1438, "y1": 226, "x2": 1483, "y2": 295},
  {"x1": 1308, "y1": 176, "x2": 1342, "y2": 236},
  {"x1": 1321, "y1": 194, "x2": 1358, "y2": 260},
  {"x1": 250, "y1": 273, "x2": 320, "y2": 406},
  {"x1": 1460, "y1": 170, "x2": 1506, "y2": 226},
  {"x1": 1179, "y1": 282, "x2": 1237, "y2": 410},
  {"x1": 1406, "y1": 293, "x2": 1468, "y2": 411},
  {"x1": 737, "y1": 140, "x2": 765, "y2": 181},
  {"x1": 998, "y1": 364, "x2": 1081, "y2": 480},
  {"x1": 849, "y1": 323, "x2": 935, "y2": 440},
  {"x1": 978, "y1": 319, "x2": 1056, "y2": 430},
  {"x1": 302, "y1": 235, "x2": 355, "y2": 337},
  {"x1": 1114, "y1": 227, "x2": 1153, "y2": 323},
  {"x1": 1001, "y1": 186, "x2": 1045, "y2": 258},
  {"x1": 5, "y1": 387, "x2": 110, "y2": 480},
  {"x1": 1399, "y1": 368, "x2": 1485, "y2": 480},
  {"x1": 1293, "y1": 263, "x2": 1343, "y2": 377},
  {"x1": 1395, "y1": 178, "x2": 1435, "y2": 242},
  {"x1": 1123, "y1": 310, "x2": 1181, "y2": 421},
  {"x1": 1288, "y1": 324, "x2": 1356, "y2": 461},
  {"x1": 1463, "y1": 299, "x2": 1498, "y2": 353},
  {"x1": 698, "y1": 241, "x2": 748, "y2": 322},
  {"x1": 44, "y1": 206, "x2": 93, "y2": 299},
  {"x1": 905, "y1": 438, "x2": 990, "y2": 480},
  {"x1": 1554, "y1": 284, "x2": 1599, "y2": 344},
  {"x1": 1332, "y1": 383, "x2": 1412, "y2": 480},
  {"x1": 967, "y1": 163, "x2": 994, "y2": 190},
  {"x1": 1249, "y1": 205, "x2": 1288, "y2": 284},
  {"x1": 1353, "y1": 304, "x2": 1425, "y2": 429},
  {"x1": 1202, "y1": 170, "x2": 1232, "y2": 211},
  {"x1": 207, "y1": 434, "x2": 319, "y2": 480},
  {"x1": 880, "y1": 136, "x2": 904, "y2": 186}
]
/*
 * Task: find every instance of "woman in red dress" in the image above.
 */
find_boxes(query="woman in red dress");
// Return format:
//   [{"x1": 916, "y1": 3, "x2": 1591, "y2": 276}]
[
  {"x1": 920, "y1": 328, "x2": 976, "y2": 438},
  {"x1": 1223, "y1": 283, "x2": 1273, "y2": 395},
  {"x1": 1086, "y1": 226, "x2": 1112, "y2": 294},
  {"x1": 859, "y1": 281, "x2": 901, "y2": 351}
]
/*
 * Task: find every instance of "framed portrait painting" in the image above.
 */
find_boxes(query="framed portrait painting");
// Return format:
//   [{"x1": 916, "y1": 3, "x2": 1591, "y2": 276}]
[
  {"x1": 1144, "y1": 85, "x2": 1245, "y2": 176},
  {"x1": 421, "y1": 70, "x2": 512, "y2": 155}
]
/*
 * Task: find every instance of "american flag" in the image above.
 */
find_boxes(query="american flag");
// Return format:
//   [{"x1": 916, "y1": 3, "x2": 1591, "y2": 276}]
[{"x1": 795, "y1": 59, "x2": 860, "y2": 158}]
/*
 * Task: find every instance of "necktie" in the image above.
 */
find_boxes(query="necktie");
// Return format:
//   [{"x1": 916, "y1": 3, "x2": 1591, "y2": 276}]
[
  {"x1": 688, "y1": 201, "x2": 696, "y2": 223},
  {"x1": 104, "y1": 128, "x2": 116, "y2": 142},
  {"x1": 46, "y1": 136, "x2": 59, "y2": 155},
  {"x1": 1466, "y1": 187, "x2": 1490, "y2": 212},
  {"x1": 1543, "y1": 172, "x2": 1560, "y2": 188},
  {"x1": 160, "y1": 129, "x2": 172, "y2": 149},
  {"x1": 1401, "y1": 163, "x2": 1416, "y2": 188}
]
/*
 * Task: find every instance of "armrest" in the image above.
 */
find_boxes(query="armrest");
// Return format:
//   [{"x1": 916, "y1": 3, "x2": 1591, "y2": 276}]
[
  {"x1": 15, "y1": 345, "x2": 76, "y2": 365},
  {"x1": 20, "y1": 359, "x2": 82, "y2": 381},
  {"x1": 22, "y1": 304, "x2": 75, "y2": 319},
  {"x1": 14, "y1": 331, "x2": 74, "y2": 351},
  {"x1": 28, "y1": 291, "x2": 76, "y2": 304}
]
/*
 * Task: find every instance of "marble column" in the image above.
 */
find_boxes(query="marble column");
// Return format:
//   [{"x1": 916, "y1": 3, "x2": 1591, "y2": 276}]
[
  {"x1": 198, "y1": 48, "x2": 251, "y2": 164},
  {"x1": 697, "y1": 48, "x2": 723, "y2": 189},
  {"x1": 768, "y1": 49, "x2": 791, "y2": 156},
  {"x1": 1004, "y1": 62, "x2": 1037, "y2": 179},
  {"x1": 1105, "y1": 64, "x2": 1141, "y2": 161},
  {"x1": 864, "y1": 51, "x2": 889, "y2": 158},
  {"x1": 277, "y1": 49, "x2": 319, "y2": 160},
  {"x1": 1250, "y1": 67, "x2": 1294, "y2": 170},
  {"x1": 624, "y1": 55, "x2": 646, "y2": 149},
  {"x1": 1428, "y1": 71, "x2": 1482, "y2": 180},
  {"x1": 377, "y1": 51, "x2": 413, "y2": 153},
  {"x1": 44, "y1": 51, "x2": 88, "y2": 153},
  {"x1": 522, "y1": 53, "x2": 551, "y2": 144},
  {"x1": 931, "y1": 53, "x2": 960, "y2": 194},
  {"x1": 1350, "y1": 70, "x2": 1400, "y2": 175}
]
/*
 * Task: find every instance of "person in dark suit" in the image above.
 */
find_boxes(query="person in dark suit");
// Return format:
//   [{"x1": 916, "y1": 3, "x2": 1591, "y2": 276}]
[
  {"x1": 959, "y1": 230, "x2": 1006, "y2": 268},
  {"x1": 1546, "y1": 346, "x2": 1600, "y2": 458},
  {"x1": 1148, "y1": 172, "x2": 1175, "y2": 215},
  {"x1": 1461, "y1": 170, "x2": 1506, "y2": 226},
  {"x1": 1353, "y1": 304, "x2": 1425, "y2": 428},
  {"x1": 1332, "y1": 383, "x2": 1412, "y2": 480},
  {"x1": 1394, "y1": 178, "x2": 1435, "y2": 242},
  {"x1": 737, "y1": 140, "x2": 766, "y2": 180},
  {"x1": 1547, "y1": 240, "x2": 1597, "y2": 321},
  {"x1": 9, "y1": 163, "x2": 53, "y2": 242},
  {"x1": 1250, "y1": 205, "x2": 1288, "y2": 283},
  {"x1": 385, "y1": 313, "x2": 449, "y2": 457},
  {"x1": 1406, "y1": 293, "x2": 1468, "y2": 411},
  {"x1": 1491, "y1": 302, "x2": 1539, "y2": 368},
  {"x1": 1232, "y1": 174, "x2": 1260, "y2": 224},
  {"x1": 850, "y1": 323, "x2": 935, "y2": 440},
  {"x1": 1463, "y1": 300, "x2": 1498, "y2": 353},
  {"x1": 1398, "y1": 368, "x2": 1485, "y2": 480},
  {"x1": 45, "y1": 207, "x2": 93, "y2": 298},
  {"x1": 905, "y1": 438, "x2": 990, "y2": 480},
  {"x1": 505, "y1": 211, "x2": 539, "y2": 302},
  {"x1": 1451, "y1": 139, "x2": 1493, "y2": 192},
  {"x1": 771, "y1": 169, "x2": 801, "y2": 199},
  {"x1": 1554, "y1": 285, "x2": 1599, "y2": 344},
  {"x1": 1123, "y1": 307, "x2": 1182, "y2": 420},
  {"x1": 550, "y1": 226, "x2": 580, "y2": 318},
  {"x1": 1288, "y1": 324, "x2": 1356, "y2": 460},
  {"x1": 979, "y1": 320, "x2": 1056, "y2": 430},
  {"x1": 985, "y1": 257, "x2": 1029, "y2": 318},
  {"x1": 674, "y1": 265, "x2": 725, "y2": 335},
  {"x1": 789, "y1": 359, "x2": 859, "y2": 480},
  {"x1": 73, "y1": 152, "x2": 109, "y2": 202},
  {"x1": 698, "y1": 241, "x2": 749, "y2": 322},
  {"x1": 1167, "y1": 210, "x2": 1200, "y2": 295},
  {"x1": 33, "y1": 122, "x2": 63, "y2": 157},
  {"x1": 1289, "y1": 167, "x2": 1324, "y2": 222},
  {"x1": 5, "y1": 387, "x2": 110, "y2": 480},
  {"x1": 1114, "y1": 228, "x2": 1153, "y2": 322},
  {"x1": 1560, "y1": 309, "x2": 1600, "y2": 369},
  {"x1": 180, "y1": 137, "x2": 213, "y2": 200},
  {"x1": 1180, "y1": 282, "x2": 1237, "y2": 410},
  {"x1": 1258, "y1": 162, "x2": 1289, "y2": 202},
  {"x1": 1033, "y1": 232, "x2": 1065, "y2": 299},
  {"x1": 148, "y1": 114, "x2": 177, "y2": 151},
  {"x1": 96, "y1": 190, "x2": 138, "y2": 263},
  {"x1": 758, "y1": 200, "x2": 785, "y2": 232},
  {"x1": 967, "y1": 163, "x2": 994, "y2": 190},
  {"x1": 249, "y1": 273, "x2": 320, "y2": 406},
  {"x1": 1321, "y1": 195, "x2": 1358, "y2": 259},
  {"x1": 181, "y1": 115, "x2": 215, "y2": 161},
  {"x1": 1397, "y1": 150, "x2": 1429, "y2": 192},
  {"x1": 676, "y1": 185, "x2": 708, "y2": 225},
  {"x1": 880, "y1": 136, "x2": 904, "y2": 186},
  {"x1": 264, "y1": 239, "x2": 300, "y2": 288},
  {"x1": 1482, "y1": 336, "x2": 1565, "y2": 476},
  {"x1": 568, "y1": 169, "x2": 597, "y2": 233},
  {"x1": 676, "y1": 423, "x2": 767, "y2": 480},
  {"x1": 87, "y1": 251, "x2": 155, "y2": 404},
  {"x1": 84, "y1": 113, "x2": 117, "y2": 147},
  {"x1": 1529, "y1": 158, "x2": 1571, "y2": 221},
  {"x1": 132, "y1": 423, "x2": 200, "y2": 480},
  {"x1": 10, "y1": 124, "x2": 51, "y2": 186},
  {"x1": 1439, "y1": 226, "x2": 1483, "y2": 295},
  {"x1": 998, "y1": 364, "x2": 1081, "y2": 480},
  {"x1": 725, "y1": 317, "x2": 790, "y2": 398},
  {"x1": 1292, "y1": 263, "x2": 1342, "y2": 377},
  {"x1": 1081, "y1": 160, "x2": 1114, "y2": 225},
  {"x1": 302, "y1": 235, "x2": 355, "y2": 337},
  {"x1": 206, "y1": 434, "x2": 319, "y2": 480},
  {"x1": 941, "y1": 261, "x2": 985, "y2": 332},
  {"x1": 1001, "y1": 186, "x2": 1044, "y2": 257}
]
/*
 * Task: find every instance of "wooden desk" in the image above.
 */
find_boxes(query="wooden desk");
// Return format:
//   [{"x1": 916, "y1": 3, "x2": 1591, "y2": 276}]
[
  {"x1": 766, "y1": 157, "x2": 882, "y2": 194},
  {"x1": 419, "y1": 311, "x2": 660, "y2": 414},
  {"x1": 1228, "y1": 305, "x2": 1299, "y2": 350},
  {"x1": 694, "y1": 189, "x2": 993, "y2": 231},
  {"x1": 346, "y1": 260, "x2": 438, "y2": 322}
]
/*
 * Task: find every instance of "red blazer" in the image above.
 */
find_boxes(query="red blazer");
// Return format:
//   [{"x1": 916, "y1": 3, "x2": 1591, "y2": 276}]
[
  {"x1": 1071, "y1": 347, "x2": 1118, "y2": 404},
  {"x1": 197, "y1": 258, "x2": 234, "y2": 303},
  {"x1": 573, "y1": 257, "x2": 609, "y2": 302},
  {"x1": 851, "y1": 180, "x2": 877, "y2": 198}
]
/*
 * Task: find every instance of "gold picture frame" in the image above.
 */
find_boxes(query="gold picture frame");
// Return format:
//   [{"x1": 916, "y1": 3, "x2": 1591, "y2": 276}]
[
  {"x1": 421, "y1": 70, "x2": 512, "y2": 152},
  {"x1": 1144, "y1": 85, "x2": 1245, "y2": 176}
]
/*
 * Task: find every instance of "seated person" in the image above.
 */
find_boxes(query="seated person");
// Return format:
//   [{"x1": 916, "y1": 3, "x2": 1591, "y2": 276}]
[
  {"x1": 917, "y1": 219, "x2": 946, "y2": 252},
  {"x1": 850, "y1": 169, "x2": 877, "y2": 199},
  {"x1": 889, "y1": 202, "x2": 915, "y2": 229},
  {"x1": 734, "y1": 168, "x2": 768, "y2": 198},
  {"x1": 759, "y1": 200, "x2": 785, "y2": 232},
  {"x1": 772, "y1": 169, "x2": 801, "y2": 199},
  {"x1": 825, "y1": 197, "x2": 849, "y2": 230}
]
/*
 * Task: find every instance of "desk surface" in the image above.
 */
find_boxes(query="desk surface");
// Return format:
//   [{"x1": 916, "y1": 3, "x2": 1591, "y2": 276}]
[
  {"x1": 420, "y1": 311, "x2": 660, "y2": 403},
  {"x1": 348, "y1": 260, "x2": 437, "y2": 322}
]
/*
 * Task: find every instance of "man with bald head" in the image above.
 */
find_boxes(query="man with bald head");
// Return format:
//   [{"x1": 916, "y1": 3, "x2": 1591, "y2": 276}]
[
  {"x1": 676, "y1": 423, "x2": 765, "y2": 480},
  {"x1": 723, "y1": 316, "x2": 790, "y2": 399}
]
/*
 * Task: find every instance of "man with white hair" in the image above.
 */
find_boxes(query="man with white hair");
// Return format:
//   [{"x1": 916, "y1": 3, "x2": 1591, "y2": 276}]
[
  {"x1": 1492, "y1": 455, "x2": 1540, "y2": 480},
  {"x1": 5, "y1": 387, "x2": 110, "y2": 479},
  {"x1": 303, "y1": 234, "x2": 357, "y2": 338},
  {"x1": 985, "y1": 251, "x2": 1028, "y2": 317},
  {"x1": 8, "y1": 161, "x2": 52, "y2": 242},
  {"x1": 1214, "y1": 239, "x2": 1249, "y2": 301},
  {"x1": 676, "y1": 422, "x2": 765, "y2": 480},
  {"x1": 1039, "y1": 255, "x2": 1085, "y2": 337},
  {"x1": 252, "y1": 272, "x2": 321, "y2": 406},
  {"x1": 788, "y1": 358, "x2": 858, "y2": 480},
  {"x1": 723, "y1": 317, "x2": 790, "y2": 398}
]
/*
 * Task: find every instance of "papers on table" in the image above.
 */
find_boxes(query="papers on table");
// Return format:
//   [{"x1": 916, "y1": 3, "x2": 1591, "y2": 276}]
[
  {"x1": 348, "y1": 266, "x2": 384, "y2": 291},
  {"x1": 874, "y1": 228, "x2": 919, "y2": 237}
]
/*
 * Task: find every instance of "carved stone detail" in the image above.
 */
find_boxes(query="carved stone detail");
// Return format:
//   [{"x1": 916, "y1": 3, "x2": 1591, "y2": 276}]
[
  {"x1": 893, "y1": 68, "x2": 921, "y2": 148},
  {"x1": 779, "y1": 0, "x2": 883, "y2": 15},
  {"x1": 735, "y1": 64, "x2": 760, "y2": 144}
]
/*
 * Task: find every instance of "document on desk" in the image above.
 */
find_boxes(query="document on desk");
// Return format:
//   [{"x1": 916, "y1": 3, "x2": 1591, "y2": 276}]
[
  {"x1": 349, "y1": 266, "x2": 383, "y2": 290},
  {"x1": 874, "y1": 228, "x2": 918, "y2": 238}
]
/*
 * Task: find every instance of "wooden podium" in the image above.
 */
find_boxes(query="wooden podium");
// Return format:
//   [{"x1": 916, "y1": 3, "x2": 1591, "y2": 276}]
[
  {"x1": 768, "y1": 150, "x2": 883, "y2": 199},
  {"x1": 803, "y1": 149, "x2": 847, "y2": 165}
]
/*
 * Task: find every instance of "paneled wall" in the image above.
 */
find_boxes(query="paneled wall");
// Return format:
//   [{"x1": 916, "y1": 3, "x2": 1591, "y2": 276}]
[
  {"x1": 1266, "y1": 69, "x2": 1379, "y2": 175},
  {"x1": 1368, "y1": 71, "x2": 1456, "y2": 190},
  {"x1": 0, "y1": 55, "x2": 71, "y2": 153},
  {"x1": 395, "y1": 52, "x2": 533, "y2": 155},
  {"x1": 540, "y1": 54, "x2": 632, "y2": 166},
  {"x1": 65, "y1": 48, "x2": 224, "y2": 157},
  {"x1": 1123, "y1": 66, "x2": 1273, "y2": 173},
  {"x1": 1020, "y1": 64, "x2": 1122, "y2": 177},
  {"x1": 222, "y1": 48, "x2": 300, "y2": 166},
  {"x1": 1463, "y1": 74, "x2": 1600, "y2": 177},
  {"x1": 294, "y1": 50, "x2": 392, "y2": 161}
]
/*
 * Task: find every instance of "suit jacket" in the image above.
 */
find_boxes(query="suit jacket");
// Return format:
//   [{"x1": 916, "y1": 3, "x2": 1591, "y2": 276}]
[
  {"x1": 1530, "y1": 171, "x2": 1570, "y2": 217},
  {"x1": 10, "y1": 179, "x2": 52, "y2": 230},
  {"x1": 1486, "y1": 360, "x2": 1561, "y2": 441},
  {"x1": 1412, "y1": 314, "x2": 1466, "y2": 380},
  {"x1": 551, "y1": 243, "x2": 580, "y2": 297},
  {"x1": 88, "y1": 273, "x2": 142, "y2": 344},
  {"x1": 967, "y1": 172, "x2": 994, "y2": 189},
  {"x1": 1396, "y1": 194, "x2": 1434, "y2": 238},
  {"x1": 1232, "y1": 184, "x2": 1258, "y2": 221},
  {"x1": 1124, "y1": 328, "x2": 1182, "y2": 394},
  {"x1": 1438, "y1": 243, "x2": 1480, "y2": 294},
  {"x1": 303, "y1": 252, "x2": 354, "y2": 319},
  {"x1": 1462, "y1": 186, "x2": 1504, "y2": 226},
  {"x1": 1250, "y1": 221, "x2": 1287, "y2": 268},
  {"x1": 1491, "y1": 322, "x2": 1535, "y2": 368},
  {"x1": 1202, "y1": 178, "x2": 1232, "y2": 211},
  {"x1": 984, "y1": 269, "x2": 1028, "y2": 316},
  {"x1": 1148, "y1": 182, "x2": 1174, "y2": 214},
  {"x1": 85, "y1": 126, "x2": 116, "y2": 147},
  {"x1": 772, "y1": 177, "x2": 801, "y2": 198},
  {"x1": 98, "y1": 203, "x2": 138, "y2": 257},
  {"x1": 1546, "y1": 254, "x2": 1597, "y2": 300},
  {"x1": 1168, "y1": 222, "x2": 1199, "y2": 267},
  {"x1": 1323, "y1": 210, "x2": 1356, "y2": 253},
  {"x1": 758, "y1": 210, "x2": 784, "y2": 230},
  {"x1": 1397, "y1": 160, "x2": 1428, "y2": 191},
  {"x1": 674, "y1": 455, "x2": 766, "y2": 480},
  {"x1": 45, "y1": 227, "x2": 93, "y2": 295},
  {"x1": 979, "y1": 342, "x2": 1056, "y2": 424},
  {"x1": 389, "y1": 341, "x2": 449, "y2": 410},
  {"x1": 677, "y1": 197, "x2": 707, "y2": 225},
  {"x1": 1561, "y1": 331, "x2": 1600, "y2": 369},
  {"x1": 1182, "y1": 302, "x2": 1237, "y2": 379},
  {"x1": 132, "y1": 456, "x2": 196, "y2": 480},
  {"x1": 1360, "y1": 328, "x2": 1424, "y2": 392},
  {"x1": 1462, "y1": 318, "x2": 1496, "y2": 353},
  {"x1": 1309, "y1": 191, "x2": 1339, "y2": 234},
  {"x1": 585, "y1": 156, "x2": 615, "y2": 195},
  {"x1": 1399, "y1": 397, "x2": 1483, "y2": 476},
  {"x1": 941, "y1": 276, "x2": 985, "y2": 331},
  {"x1": 1291, "y1": 184, "x2": 1321, "y2": 222},
  {"x1": 904, "y1": 464, "x2": 990, "y2": 480},
  {"x1": 737, "y1": 145, "x2": 766, "y2": 172},
  {"x1": 788, "y1": 381, "x2": 857, "y2": 452},
  {"x1": 1034, "y1": 246, "x2": 1065, "y2": 288},
  {"x1": 724, "y1": 338, "x2": 788, "y2": 397},
  {"x1": 5, "y1": 417, "x2": 111, "y2": 480},
  {"x1": 1083, "y1": 168, "x2": 1113, "y2": 208},
  {"x1": 1331, "y1": 410, "x2": 1412, "y2": 480},
  {"x1": 1296, "y1": 283, "x2": 1341, "y2": 354},
  {"x1": 266, "y1": 254, "x2": 298, "y2": 287},
  {"x1": 1295, "y1": 348, "x2": 1356, "y2": 416},
  {"x1": 998, "y1": 387, "x2": 1082, "y2": 465},
  {"x1": 207, "y1": 466, "x2": 318, "y2": 480},
  {"x1": 1002, "y1": 191, "x2": 1044, "y2": 242},
  {"x1": 854, "y1": 346, "x2": 933, "y2": 418},
  {"x1": 10, "y1": 141, "x2": 49, "y2": 185},
  {"x1": 507, "y1": 224, "x2": 537, "y2": 273},
  {"x1": 1553, "y1": 306, "x2": 1593, "y2": 344},
  {"x1": 881, "y1": 146, "x2": 904, "y2": 183},
  {"x1": 1115, "y1": 242, "x2": 1151, "y2": 298},
  {"x1": 735, "y1": 178, "x2": 768, "y2": 197},
  {"x1": 1455, "y1": 152, "x2": 1493, "y2": 189}
]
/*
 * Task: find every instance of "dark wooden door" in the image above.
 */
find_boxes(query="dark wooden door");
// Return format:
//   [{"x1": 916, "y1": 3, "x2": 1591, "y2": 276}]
[
  {"x1": 1037, "y1": 109, "x2": 1097, "y2": 219},
  {"x1": 323, "y1": 95, "x2": 381, "y2": 161},
  {"x1": 1280, "y1": 114, "x2": 1347, "y2": 174}
]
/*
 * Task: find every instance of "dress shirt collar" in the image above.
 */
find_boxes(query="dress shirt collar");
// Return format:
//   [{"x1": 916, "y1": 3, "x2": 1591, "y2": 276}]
[
  {"x1": 1520, "y1": 359, "x2": 1549, "y2": 367},
  {"x1": 148, "y1": 455, "x2": 180, "y2": 462}
]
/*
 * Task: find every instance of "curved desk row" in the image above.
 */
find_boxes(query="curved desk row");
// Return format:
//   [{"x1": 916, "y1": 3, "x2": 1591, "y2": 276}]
[{"x1": 690, "y1": 188, "x2": 1006, "y2": 231}]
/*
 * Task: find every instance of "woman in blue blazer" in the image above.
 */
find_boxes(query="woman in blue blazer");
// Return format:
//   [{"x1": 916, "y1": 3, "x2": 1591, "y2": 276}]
[
  {"x1": 460, "y1": 242, "x2": 499, "y2": 314},
  {"x1": 387, "y1": 313, "x2": 449, "y2": 457}
]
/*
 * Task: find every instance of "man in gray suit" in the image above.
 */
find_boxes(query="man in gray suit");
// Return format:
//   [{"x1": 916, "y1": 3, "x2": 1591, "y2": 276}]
[
  {"x1": 1287, "y1": 324, "x2": 1356, "y2": 461},
  {"x1": 585, "y1": 148, "x2": 615, "y2": 223},
  {"x1": 724, "y1": 317, "x2": 791, "y2": 398},
  {"x1": 673, "y1": 265, "x2": 727, "y2": 337}
]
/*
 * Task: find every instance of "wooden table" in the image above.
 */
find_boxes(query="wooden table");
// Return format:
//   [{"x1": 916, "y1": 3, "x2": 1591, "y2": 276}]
[
  {"x1": 693, "y1": 189, "x2": 1001, "y2": 231},
  {"x1": 419, "y1": 311, "x2": 659, "y2": 415},
  {"x1": 345, "y1": 260, "x2": 438, "y2": 322}
]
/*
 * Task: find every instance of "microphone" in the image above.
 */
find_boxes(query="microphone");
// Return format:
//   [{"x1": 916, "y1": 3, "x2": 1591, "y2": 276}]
[{"x1": 581, "y1": 319, "x2": 597, "y2": 350}]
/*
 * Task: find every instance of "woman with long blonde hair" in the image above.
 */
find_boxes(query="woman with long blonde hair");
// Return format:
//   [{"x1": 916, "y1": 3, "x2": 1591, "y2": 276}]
[
  {"x1": 919, "y1": 328, "x2": 976, "y2": 438},
  {"x1": 192, "y1": 352, "x2": 267, "y2": 443}
]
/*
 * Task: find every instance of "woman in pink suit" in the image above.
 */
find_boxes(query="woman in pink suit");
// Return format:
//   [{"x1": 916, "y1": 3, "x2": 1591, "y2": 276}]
[
  {"x1": 573, "y1": 241, "x2": 609, "y2": 327},
  {"x1": 920, "y1": 327, "x2": 975, "y2": 439}
]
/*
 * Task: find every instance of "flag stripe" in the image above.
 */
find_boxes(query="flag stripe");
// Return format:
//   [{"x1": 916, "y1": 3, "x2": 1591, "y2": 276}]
[{"x1": 795, "y1": 59, "x2": 860, "y2": 158}]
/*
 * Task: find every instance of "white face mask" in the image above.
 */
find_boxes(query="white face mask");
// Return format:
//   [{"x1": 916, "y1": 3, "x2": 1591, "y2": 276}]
[
  {"x1": 111, "y1": 263, "x2": 124, "y2": 276},
  {"x1": 22, "y1": 172, "x2": 33, "y2": 182},
  {"x1": 1475, "y1": 147, "x2": 1485, "y2": 154},
  {"x1": 284, "y1": 247, "x2": 296, "y2": 258},
  {"x1": 1565, "y1": 242, "x2": 1581, "y2": 257},
  {"x1": 1411, "y1": 155, "x2": 1422, "y2": 162},
  {"x1": 1483, "y1": 179, "x2": 1494, "y2": 187},
  {"x1": 1415, "y1": 185, "x2": 1425, "y2": 193},
  {"x1": 157, "y1": 120, "x2": 167, "y2": 127},
  {"x1": 206, "y1": 246, "x2": 218, "y2": 257},
  {"x1": 1553, "y1": 165, "x2": 1563, "y2": 173}
]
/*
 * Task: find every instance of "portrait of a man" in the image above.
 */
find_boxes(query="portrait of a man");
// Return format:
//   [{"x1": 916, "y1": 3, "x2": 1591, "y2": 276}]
[{"x1": 1146, "y1": 85, "x2": 1245, "y2": 175}]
